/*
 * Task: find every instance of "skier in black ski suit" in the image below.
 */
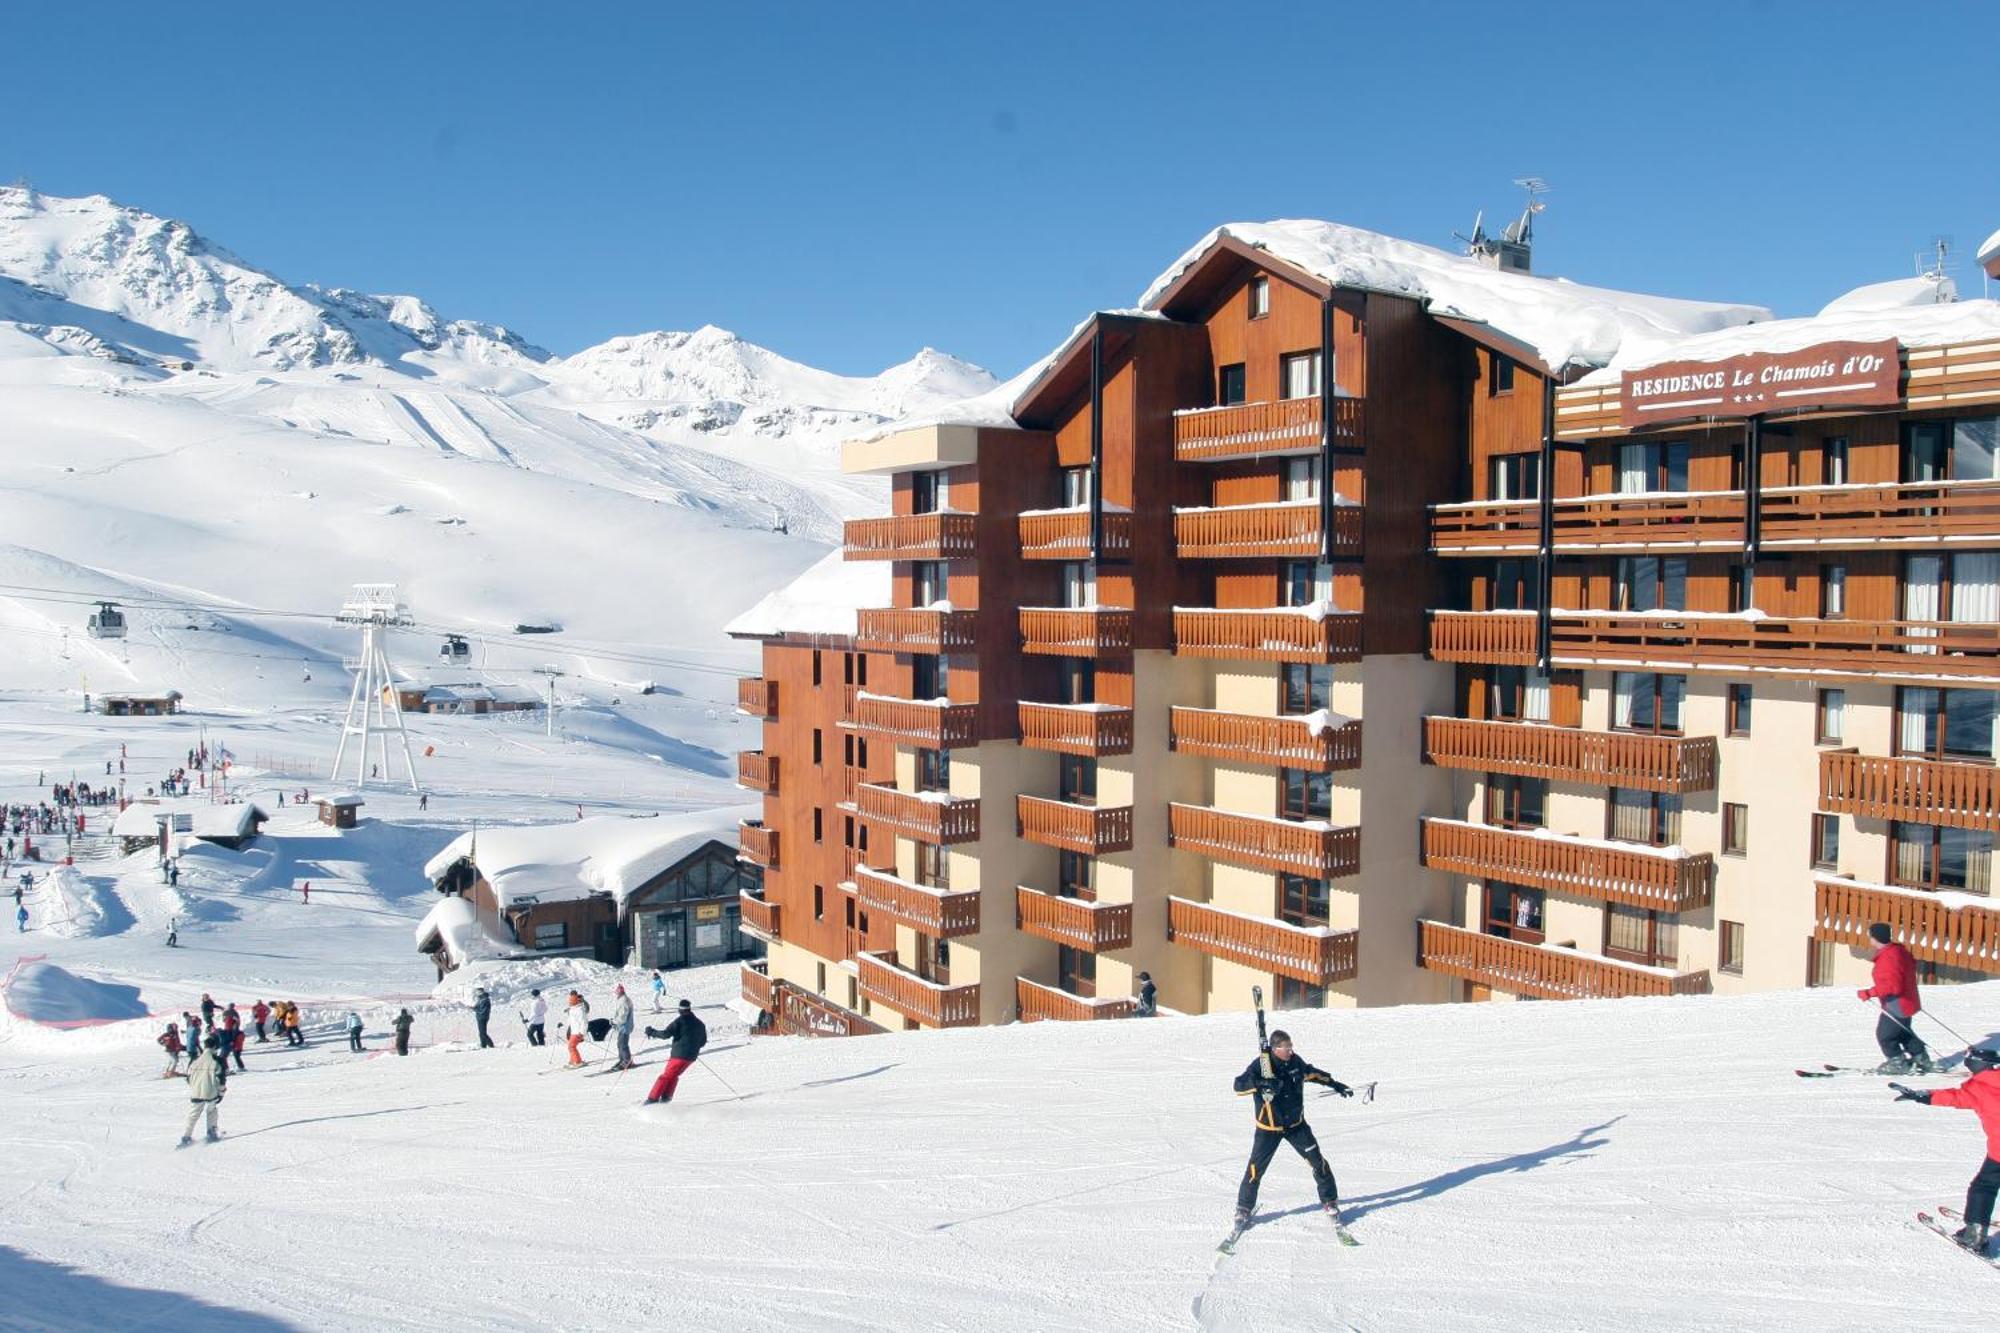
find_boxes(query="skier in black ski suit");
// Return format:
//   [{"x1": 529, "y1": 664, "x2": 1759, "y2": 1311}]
[
  {"x1": 471, "y1": 987, "x2": 494, "y2": 1049},
  {"x1": 1232, "y1": 1029, "x2": 1351, "y2": 1223}
]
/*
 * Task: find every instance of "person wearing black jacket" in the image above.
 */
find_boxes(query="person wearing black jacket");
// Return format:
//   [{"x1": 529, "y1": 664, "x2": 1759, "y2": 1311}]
[
  {"x1": 1231, "y1": 1029, "x2": 1351, "y2": 1225},
  {"x1": 471, "y1": 987, "x2": 494, "y2": 1049},
  {"x1": 642, "y1": 1000, "x2": 707, "y2": 1104}
]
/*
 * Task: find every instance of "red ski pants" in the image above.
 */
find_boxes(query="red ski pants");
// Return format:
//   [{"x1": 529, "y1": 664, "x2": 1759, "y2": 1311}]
[{"x1": 647, "y1": 1057, "x2": 694, "y2": 1102}]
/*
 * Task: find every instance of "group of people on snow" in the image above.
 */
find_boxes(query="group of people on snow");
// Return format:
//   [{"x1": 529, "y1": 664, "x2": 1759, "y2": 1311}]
[{"x1": 158, "y1": 995, "x2": 307, "y2": 1076}]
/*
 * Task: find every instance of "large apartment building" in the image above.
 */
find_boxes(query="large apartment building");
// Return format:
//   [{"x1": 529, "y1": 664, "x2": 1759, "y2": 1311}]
[{"x1": 729, "y1": 218, "x2": 2000, "y2": 1034}]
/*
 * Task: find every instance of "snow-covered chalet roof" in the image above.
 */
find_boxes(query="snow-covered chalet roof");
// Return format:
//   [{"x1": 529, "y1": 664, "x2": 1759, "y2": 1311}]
[
  {"x1": 110, "y1": 799, "x2": 265, "y2": 840},
  {"x1": 1980, "y1": 226, "x2": 2000, "y2": 276},
  {"x1": 413, "y1": 893, "x2": 512, "y2": 965},
  {"x1": 422, "y1": 806, "x2": 755, "y2": 909},
  {"x1": 723, "y1": 547, "x2": 891, "y2": 641}
]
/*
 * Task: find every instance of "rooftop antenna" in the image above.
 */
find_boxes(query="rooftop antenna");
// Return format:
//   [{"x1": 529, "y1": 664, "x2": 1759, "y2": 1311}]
[
  {"x1": 331, "y1": 583, "x2": 419, "y2": 791},
  {"x1": 532, "y1": 664, "x2": 566, "y2": 739},
  {"x1": 1916, "y1": 235, "x2": 1956, "y2": 303},
  {"x1": 1458, "y1": 179, "x2": 1547, "y2": 273},
  {"x1": 1506, "y1": 178, "x2": 1550, "y2": 249}
]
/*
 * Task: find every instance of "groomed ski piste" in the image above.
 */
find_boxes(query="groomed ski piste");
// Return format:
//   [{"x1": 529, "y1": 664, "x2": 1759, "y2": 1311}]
[{"x1": 3, "y1": 714, "x2": 1997, "y2": 1331}]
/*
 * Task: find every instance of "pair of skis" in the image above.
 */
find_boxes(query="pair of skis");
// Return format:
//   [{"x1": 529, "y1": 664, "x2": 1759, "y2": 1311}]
[
  {"x1": 1795, "y1": 1062, "x2": 1933, "y2": 1079},
  {"x1": 1916, "y1": 1206, "x2": 1999, "y2": 1269},
  {"x1": 1218, "y1": 1205, "x2": 1358, "y2": 1254}
]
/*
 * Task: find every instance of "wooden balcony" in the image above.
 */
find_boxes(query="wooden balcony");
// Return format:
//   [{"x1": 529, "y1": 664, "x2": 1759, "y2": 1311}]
[
  {"x1": 1015, "y1": 886, "x2": 1133, "y2": 952},
  {"x1": 1018, "y1": 702, "x2": 1134, "y2": 757},
  {"x1": 737, "y1": 749, "x2": 777, "y2": 795},
  {"x1": 1174, "y1": 502, "x2": 1363, "y2": 560},
  {"x1": 1019, "y1": 608, "x2": 1134, "y2": 657},
  {"x1": 1420, "y1": 819, "x2": 1712, "y2": 912},
  {"x1": 1418, "y1": 920, "x2": 1713, "y2": 1000},
  {"x1": 1018, "y1": 509, "x2": 1133, "y2": 560},
  {"x1": 854, "y1": 607, "x2": 978, "y2": 654},
  {"x1": 1167, "y1": 897, "x2": 1359, "y2": 988},
  {"x1": 1016, "y1": 795, "x2": 1134, "y2": 855},
  {"x1": 737, "y1": 677, "x2": 776, "y2": 718},
  {"x1": 857, "y1": 950, "x2": 980, "y2": 1028},
  {"x1": 1819, "y1": 750, "x2": 2000, "y2": 833},
  {"x1": 1422, "y1": 717, "x2": 1717, "y2": 794},
  {"x1": 843, "y1": 512, "x2": 978, "y2": 560},
  {"x1": 1167, "y1": 803, "x2": 1360, "y2": 879},
  {"x1": 1548, "y1": 615, "x2": 2000, "y2": 683},
  {"x1": 1170, "y1": 708, "x2": 1363, "y2": 771},
  {"x1": 1763, "y1": 479, "x2": 2000, "y2": 549},
  {"x1": 854, "y1": 783, "x2": 981, "y2": 844},
  {"x1": 1429, "y1": 499, "x2": 1542, "y2": 555},
  {"x1": 853, "y1": 865, "x2": 981, "y2": 939},
  {"x1": 1813, "y1": 875, "x2": 2000, "y2": 976},
  {"x1": 1015, "y1": 976, "x2": 1135, "y2": 1022},
  {"x1": 774, "y1": 982, "x2": 886, "y2": 1038},
  {"x1": 850, "y1": 694, "x2": 980, "y2": 749},
  {"x1": 1173, "y1": 609, "x2": 1363, "y2": 664},
  {"x1": 741, "y1": 960, "x2": 774, "y2": 1011},
  {"x1": 737, "y1": 819, "x2": 778, "y2": 869},
  {"x1": 738, "y1": 893, "x2": 780, "y2": 943},
  {"x1": 1427, "y1": 611, "x2": 1538, "y2": 665},
  {"x1": 1174, "y1": 396, "x2": 1364, "y2": 462}
]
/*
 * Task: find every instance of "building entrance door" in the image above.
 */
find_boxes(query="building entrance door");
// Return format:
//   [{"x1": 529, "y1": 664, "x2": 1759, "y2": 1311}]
[{"x1": 651, "y1": 911, "x2": 688, "y2": 968}]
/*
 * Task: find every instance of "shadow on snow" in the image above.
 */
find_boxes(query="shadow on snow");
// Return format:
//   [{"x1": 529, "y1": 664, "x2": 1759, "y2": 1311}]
[
  {"x1": 0, "y1": 1244, "x2": 301, "y2": 1331},
  {"x1": 1341, "y1": 1116, "x2": 1624, "y2": 1223}
]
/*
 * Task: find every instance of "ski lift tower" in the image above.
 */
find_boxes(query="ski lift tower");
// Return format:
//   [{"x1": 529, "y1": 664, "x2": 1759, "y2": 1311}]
[{"x1": 331, "y1": 583, "x2": 420, "y2": 791}]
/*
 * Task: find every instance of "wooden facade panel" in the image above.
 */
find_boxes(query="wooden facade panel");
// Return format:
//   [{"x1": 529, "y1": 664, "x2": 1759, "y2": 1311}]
[{"x1": 1466, "y1": 349, "x2": 1545, "y2": 501}]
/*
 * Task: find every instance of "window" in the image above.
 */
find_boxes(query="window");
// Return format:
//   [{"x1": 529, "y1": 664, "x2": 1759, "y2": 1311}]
[
  {"x1": 912, "y1": 560, "x2": 949, "y2": 607},
  {"x1": 914, "y1": 842, "x2": 949, "y2": 889},
  {"x1": 1823, "y1": 438, "x2": 1849, "y2": 486},
  {"x1": 1248, "y1": 276, "x2": 1270, "y2": 319},
  {"x1": 1490, "y1": 558, "x2": 1539, "y2": 611},
  {"x1": 1060, "y1": 465, "x2": 1093, "y2": 508},
  {"x1": 1614, "y1": 556, "x2": 1687, "y2": 612},
  {"x1": 1904, "y1": 417, "x2": 2000, "y2": 483},
  {"x1": 532, "y1": 922, "x2": 567, "y2": 950},
  {"x1": 1483, "y1": 882, "x2": 1545, "y2": 943},
  {"x1": 1280, "y1": 560, "x2": 1329, "y2": 609},
  {"x1": 1058, "y1": 849, "x2": 1095, "y2": 900},
  {"x1": 1275, "y1": 977, "x2": 1327, "y2": 1009},
  {"x1": 1489, "y1": 666, "x2": 1551, "y2": 723},
  {"x1": 1891, "y1": 821, "x2": 1993, "y2": 893},
  {"x1": 812, "y1": 728, "x2": 823, "y2": 765},
  {"x1": 1057, "y1": 945, "x2": 1096, "y2": 998},
  {"x1": 1485, "y1": 774, "x2": 1548, "y2": 829},
  {"x1": 1059, "y1": 658, "x2": 1096, "y2": 705},
  {"x1": 1058, "y1": 754, "x2": 1097, "y2": 805},
  {"x1": 1816, "y1": 689, "x2": 1846, "y2": 745},
  {"x1": 812, "y1": 650, "x2": 823, "y2": 686},
  {"x1": 1613, "y1": 672, "x2": 1685, "y2": 733},
  {"x1": 813, "y1": 885, "x2": 825, "y2": 921},
  {"x1": 816, "y1": 961, "x2": 828, "y2": 994},
  {"x1": 1903, "y1": 551, "x2": 2000, "y2": 631},
  {"x1": 1722, "y1": 803, "x2": 1748, "y2": 856},
  {"x1": 1896, "y1": 687, "x2": 2000, "y2": 761},
  {"x1": 910, "y1": 469, "x2": 945, "y2": 515},
  {"x1": 1281, "y1": 455, "x2": 1321, "y2": 502},
  {"x1": 1729, "y1": 562, "x2": 1756, "y2": 614},
  {"x1": 911, "y1": 653, "x2": 947, "y2": 700},
  {"x1": 855, "y1": 737, "x2": 869, "y2": 770},
  {"x1": 1279, "y1": 874, "x2": 1330, "y2": 928},
  {"x1": 1719, "y1": 921, "x2": 1745, "y2": 976},
  {"x1": 1727, "y1": 684, "x2": 1753, "y2": 736},
  {"x1": 1281, "y1": 663, "x2": 1335, "y2": 715},
  {"x1": 843, "y1": 733, "x2": 855, "y2": 767},
  {"x1": 1490, "y1": 354, "x2": 1517, "y2": 396},
  {"x1": 1811, "y1": 814, "x2": 1840, "y2": 871},
  {"x1": 1605, "y1": 904, "x2": 1678, "y2": 968},
  {"x1": 812, "y1": 807, "x2": 824, "y2": 843},
  {"x1": 1617, "y1": 439, "x2": 1691, "y2": 494},
  {"x1": 1218, "y1": 363, "x2": 1247, "y2": 405},
  {"x1": 915, "y1": 747, "x2": 949, "y2": 792},
  {"x1": 1489, "y1": 452, "x2": 1540, "y2": 502},
  {"x1": 1280, "y1": 767, "x2": 1333, "y2": 821},
  {"x1": 1806, "y1": 939, "x2": 1839, "y2": 988},
  {"x1": 1821, "y1": 565, "x2": 1846, "y2": 618},
  {"x1": 843, "y1": 652, "x2": 857, "y2": 686},
  {"x1": 1610, "y1": 788, "x2": 1681, "y2": 846},
  {"x1": 1060, "y1": 561, "x2": 1096, "y2": 609},
  {"x1": 1280, "y1": 351, "x2": 1322, "y2": 400}
]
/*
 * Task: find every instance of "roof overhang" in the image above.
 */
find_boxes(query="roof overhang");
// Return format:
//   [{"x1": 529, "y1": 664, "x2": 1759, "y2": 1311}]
[
  {"x1": 1009, "y1": 314, "x2": 1153, "y2": 428},
  {"x1": 1146, "y1": 233, "x2": 1332, "y2": 319},
  {"x1": 842, "y1": 423, "x2": 983, "y2": 476},
  {"x1": 1431, "y1": 315, "x2": 1556, "y2": 379}
]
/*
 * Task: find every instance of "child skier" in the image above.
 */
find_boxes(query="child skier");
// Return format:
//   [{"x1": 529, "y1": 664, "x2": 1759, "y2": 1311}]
[
  {"x1": 563, "y1": 991, "x2": 591, "y2": 1067},
  {"x1": 1860, "y1": 922, "x2": 1933, "y2": 1074},
  {"x1": 158, "y1": 1022, "x2": 184, "y2": 1077},
  {"x1": 1230, "y1": 1029, "x2": 1354, "y2": 1229},
  {"x1": 346, "y1": 1010, "x2": 364, "y2": 1053},
  {"x1": 1894, "y1": 1046, "x2": 2000, "y2": 1253}
]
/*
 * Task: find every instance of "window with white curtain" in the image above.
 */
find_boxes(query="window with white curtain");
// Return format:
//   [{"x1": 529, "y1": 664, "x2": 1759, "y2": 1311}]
[
  {"x1": 1896, "y1": 686, "x2": 2000, "y2": 761},
  {"x1": 1951, "y1": 552, "x2": 2000, "y2": 623},
  {"x1": 1282, "y1": 456, "x2": 1321, "y2": 502},
  {"x1": 1614, "y1": 672, "x2": 1685, "y2": 733},
  {"x1": 1060, "y1": 562, "x2": 1095, "y2": 609},
  {"x1": 1616, "y1": 556, "x2": 1687, "y2": 612},
  {"x1": 1280, "y1": 352, "x2": 1322, "y2": 400},
  {"x1": 1523, "y1": 670, "x2": 1551, "y2": 723},
  {"x1": 1617, "y1": 440, "x2": 1690, "y2": 494},
  {"x1": 1905, "y1": 554, "x2": 1941, "y2": 653},
  {"x1": 1610, "y1": 787, "x2": 1681, "y2": 846},
  {"x1": 1489, "y1": 665, "x2": 1550, "y2": 722},
  {"x1": 1892, "y1": 821, "x2": 1994, "y2": 894}
]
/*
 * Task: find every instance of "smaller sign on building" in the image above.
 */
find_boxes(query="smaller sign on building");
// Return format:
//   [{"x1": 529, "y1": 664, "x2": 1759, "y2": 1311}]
[
  {"x1": 695, "y1": 923, "x2": 724, "y2": 949},
  {"x1": 695, "y1": 903, "x2": 722, "y2": 922},
  {"x1": 1620, "y1": 339, "x2": 1900, "y2": 429}
]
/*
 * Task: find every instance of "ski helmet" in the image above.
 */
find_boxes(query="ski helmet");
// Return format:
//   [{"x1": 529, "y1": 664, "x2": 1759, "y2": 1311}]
[{"x1": 1967, "y1": 1048, "x2": 1999, "y2": 1074}]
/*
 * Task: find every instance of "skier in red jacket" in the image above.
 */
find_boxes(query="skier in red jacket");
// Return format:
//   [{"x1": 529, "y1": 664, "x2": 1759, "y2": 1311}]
[
  {"x1": 1895, "y1": 1047, "x2": 2000, "y2": 1253},
  {"x1": 1858, "y1": 922, "x2": 1932, "y2": 1074}
]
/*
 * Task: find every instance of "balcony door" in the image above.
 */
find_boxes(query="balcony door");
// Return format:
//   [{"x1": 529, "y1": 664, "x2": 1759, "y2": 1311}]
[
  {"x1": 1482, "y1": 882, "x2": 1545, "y2": 944},
  {"x1": 1282, "y1": 455, "x2": 1321, "y2": 502},
  {"x1": 1057, "y1": 849, "x2": 1096, "y2": 901},
  {"x1": 1060, "y1": 561, "x2": 1096, "y2": 610},
  {"x1": 1060, "y1": 466, "x2": 1093, "y2": 509},
  {"x1": 912, "y1": 560, "x2": 949, "y2": 608},
  {"x1": 1613, "y1": 672, "x2": 1685, "y2": 734},
  {"x1": 1280, "y1": 351, "x2": 1322, "y2": 400},
  {"x1": 1059, "y1": 754, "x2": 1098, "y2": 806},
  {"x1": 1281, "y1": 663, "x2": 1334, "y2": 716},
  {"x1": 1279, "y1": 874, "x2": 1330, "y2": 928},
  {"x1": 1617, "y1": 440, "x2": 1690, "y2": 494},
  {"x1": 1057, "y1": 945, "x2": 1096, "y2": 998},
  {"x1": 1895, "y1": 686, "x2": 2000, "y2": 762},
  {"x1": 1605, "y1": 905, "x2": 1678, "y2": 968},
  {"x1": 1489, "y1": 453, "x2": 1541, "y2": 503},
  {"x1": 910, "y1": 469, "x2": 947, "y2": 515},
  {"x1": 911, "y1": 653, "x2": 948, "y2": 701}
]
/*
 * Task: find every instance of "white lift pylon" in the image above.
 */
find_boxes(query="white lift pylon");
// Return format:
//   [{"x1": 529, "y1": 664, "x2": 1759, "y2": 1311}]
[{"x1": 330, "y1": 583, "x2": 420, "y2": 792}]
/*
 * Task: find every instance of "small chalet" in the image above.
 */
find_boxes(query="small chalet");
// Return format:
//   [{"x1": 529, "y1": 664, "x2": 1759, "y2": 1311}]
[
  {"x1": 383, "y1": 680, "x2": 539, "y2": 715},
  {"x1": 111, "y1": 799, "x2": 268, "y2": 852},
  {"x1": 316, "y1": 793, "x2": 365, "y2": 829},
  {"x1": 98, "y1": 690, "x2": 182, "y2": 717},
  {"x1": 418, "y1": 807, "x2": 764, "y2": 979}
]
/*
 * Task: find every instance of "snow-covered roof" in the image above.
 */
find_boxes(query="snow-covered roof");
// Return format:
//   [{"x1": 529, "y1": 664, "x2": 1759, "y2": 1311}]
[
  {"x1": 1981, "y1": 226, "x2": 2000, "y2": 276},
  {"x1": 319, "y1": 792, "x2": 364, "y2": 807},
  {"x1": 423, "y1": 806, "x2": 756, "y2": 910},
  {"x1": 1576, "y1": 297, "x2": 2000, "y2": 387},
  {"x1": 413, "y1": 893, "x2": 513, "y2": 966},
  {"x1": 111, "y1": 803, "x2": 169, "y2": 838},
  {"x1": 110, "y1": 799, "x2": 264, "y2": 839},
  {"x1": 723, "y1": 547, "x2": 891, "y2": 640}
]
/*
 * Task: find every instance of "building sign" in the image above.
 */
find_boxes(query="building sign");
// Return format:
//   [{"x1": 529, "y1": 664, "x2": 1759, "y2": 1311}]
[
  {"x1": 695, "y1": 904, "x2": 722, "y2": 921},
  {"x1": 1620, "y1": 339, "x2": 1900, "y2": 428},
  {"x1": 695, "y1": 923, "x2": 724, "y2": 949}
]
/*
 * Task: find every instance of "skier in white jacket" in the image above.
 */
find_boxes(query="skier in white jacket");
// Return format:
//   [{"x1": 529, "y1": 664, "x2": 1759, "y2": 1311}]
[
  {"x1": 178, "y1": 1038, "x2": 227, "y2": 1146},
  {"x1": 562, "y1": 990, "x2": 590, "y2": 1067},
  {"x1": 610, "y1": 985, "x2": 635, "y2": 1070},
  {"x1": 521, "y1": 989, "x2": 547, "y2": 1047}
]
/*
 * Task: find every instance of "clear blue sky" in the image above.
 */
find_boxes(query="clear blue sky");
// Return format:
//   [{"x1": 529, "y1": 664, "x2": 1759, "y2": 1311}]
[{"x1": 8, "y1": 2, "x2": 1995, "y2": 378}]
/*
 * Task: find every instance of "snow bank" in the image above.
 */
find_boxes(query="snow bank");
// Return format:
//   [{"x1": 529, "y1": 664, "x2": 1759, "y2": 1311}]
[
  {"x1": 412, "y1": 895, "x2": 513, "y2": 970},
  {"x1": 723, "y1": 546, "x2": 891, "y2": 640},
  {"x1": 1818, "y1": 275, "x2": 1956, "y2": 315},
  {"x1": 421, "y1": 806, "x2": 754, "y2": 909},
  {"x1": 1580, "y1": 298, "x2": 2000, "y2": 384},
  {"x1": 3, "y1": 959, "x2": 149, "y2": 1027}
]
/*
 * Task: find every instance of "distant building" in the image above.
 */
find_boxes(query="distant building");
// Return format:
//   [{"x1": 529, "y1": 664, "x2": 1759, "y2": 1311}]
[
  {"x1": 98, "y1": 690, "x2": 181, "y2": 717},
  {"x1": 316, "y1": 793, "x2": 365, "y2": 829},
  {"x1": 111, "y1": 799, "x2": 267, "y2": 853},
  {"x1": 382, "y1": 681, "x2": 539, "y2": 715}
]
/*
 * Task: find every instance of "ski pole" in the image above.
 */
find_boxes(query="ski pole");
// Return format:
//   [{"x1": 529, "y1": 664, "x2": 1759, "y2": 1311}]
[
  {"x1": 1918, "y1": 1009, "x2": 1976, "y2": 1049},
  {"x1": 698, "y1": 1058, "x2": 739, "y2": 1097}
]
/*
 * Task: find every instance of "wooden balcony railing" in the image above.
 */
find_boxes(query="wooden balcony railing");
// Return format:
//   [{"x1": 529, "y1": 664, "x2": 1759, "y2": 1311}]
[
  {"x1": 741, "y1": 960, "x2": 774, "y2": 1011},
  {"x1": 1428, "y1": 499, "x2": 1542, "y2": 554},
  {"x1": 1819, "y1": 750, "x2": 2000, "y2": 833},
  {"x1": 1167, "y1": 897, "x2": 1359, "y2": 987},
  {"x1": 1418, "y1": 920, "x2": 1713, "y2": 1000},
  {"x1": 857, "y1": 950, "x2": 981, "y2": 1028},
  {"x1": 774, "y1": 981, "x2": 886, "y2": 1038},
  {"x1": 737, "y1": 677, "x2": 776, "y2": 718},
  {"x1": 855, "y1": 607, "x2": 978, "y2": 654},
  {"x1": 738, "y1": 893, "x2": 780, "y2": 942},
  {"x1": 1016, "y1": 795, "x2": 1134, "y2": 855},
  {"x1": 1422, "y1": 717, "x2": 1718, "y2": 793},
  {"x1": 737, "y1": 749, "x2": 778, "y2": 794},
  {"x1": 1167, "y1": 803, "x2": 1360, "y2": 879},
  {"x1": 1173, "y1": 609, "x2": 1363, "y2": 664},
  {"x1": 854, "y1": 783, "x2": 981, "y2": 844},
  {"x1": 1018, "y1": 702, "x2": 1134, "y2": 756},
  {"x1": 1020, "y1": 608, "x2": 1134, "y2": 657},
  {"x1": 737, "y1": 819, "x2": 778, "y2": 869},
  {"x1": 1174, "y1": 396, "x2": 1364, "y2": 462},
  {"x1": 1550, "y1": 615, "x2": 2000, "y2": 682},
  {"x1": 1174, "y1": 502, "x2": 1363, "y2": 559},
  {"x1": 1018, "y1": 509, "x2": 1133, "y2": 560},
  {"x1": 1764, "y1": 479, "x2": 2000, "y2": 548},
  {"x1": 1427, "y1": 611, "x2": 1539, "y2": 665},
  {"x1": 843, "y1": 512, "x2": 978, "y2": 560},
  {"x1": 1169, "y1": 708, "x2": 1363, "y2": 771},
  {"x1": 853, "y1": 865, "x2": 981, "y2": 939},
  {"x1": 1015, "y1": 976, "x2": 1136, "y2": 1022},
  {"x1": 1015, "y1": 886, "x2": 1133, "y2": 952},
  {"x1": 1813, "y1": 875, "x2": 2000, "y2": 976},
  {"x1": 850, "y1": 694, "x2": 980, "y2": 749},
  {"x1": 1420, "y1": 819, "x2": 1713, "y2": 913}
]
